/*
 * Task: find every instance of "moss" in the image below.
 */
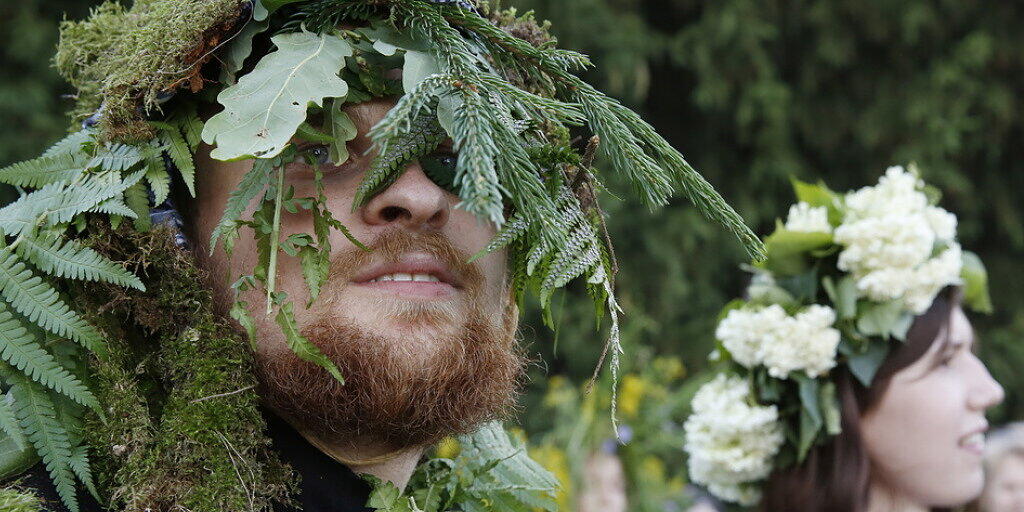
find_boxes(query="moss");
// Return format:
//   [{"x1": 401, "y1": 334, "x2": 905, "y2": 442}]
[
  {"x1": 0, "y1": 484, "x2": 43, "y2": 512},
  {"x1": 55, "y1": 0, "x2": 243, "y2": 140},
  {"x1": 77, "y1": 220, "x2": 298, "y2": 512}
]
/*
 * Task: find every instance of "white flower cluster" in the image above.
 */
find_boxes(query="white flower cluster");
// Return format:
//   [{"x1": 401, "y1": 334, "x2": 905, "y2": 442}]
[
  {"x1": 684, "y1": 374, "x2": 784, "y2": 506},
  {"x1": 833, "y1": 166, "x2": 962, "y2": 313},
  {"x1": 785, "y1": 202, "x2": 832, "y2": 233},
  {"x1": 716, "y1": 304, "x2": 841, "y2": 379}
]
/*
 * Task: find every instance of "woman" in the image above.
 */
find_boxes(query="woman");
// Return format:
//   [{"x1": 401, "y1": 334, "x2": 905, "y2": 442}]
[
  {"x1": 976, "y1": 423, "x2": 1024, "y2": 512},
  {"x1": 684, "y1": 166, "x2": 1004, "y2": 511}
]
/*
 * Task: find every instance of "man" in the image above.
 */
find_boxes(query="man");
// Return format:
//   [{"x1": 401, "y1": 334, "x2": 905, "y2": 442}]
[{"x1": 0, "y1": 0, "x2": 761, "y2": 510}]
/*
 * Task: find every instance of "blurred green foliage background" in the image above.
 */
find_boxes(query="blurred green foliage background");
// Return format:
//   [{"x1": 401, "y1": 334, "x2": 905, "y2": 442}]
[{"x1": 3, "y1": 1, "x2": 1022, "y2": 509}]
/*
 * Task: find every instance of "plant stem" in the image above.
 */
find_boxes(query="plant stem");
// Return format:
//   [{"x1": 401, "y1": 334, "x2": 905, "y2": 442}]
[{"x1": 265, "y1": 165, "x2": 285, "y2": 316}]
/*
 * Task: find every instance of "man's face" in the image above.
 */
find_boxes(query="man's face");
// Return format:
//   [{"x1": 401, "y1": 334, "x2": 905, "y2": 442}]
[{"x1": 190, "y1": 98, "x2": 523, "y2": 447}]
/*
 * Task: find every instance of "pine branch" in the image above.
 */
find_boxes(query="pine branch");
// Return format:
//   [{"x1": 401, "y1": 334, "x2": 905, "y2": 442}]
[{"x1": 353, "y1": 113, "x2": 447, "y2": 209}]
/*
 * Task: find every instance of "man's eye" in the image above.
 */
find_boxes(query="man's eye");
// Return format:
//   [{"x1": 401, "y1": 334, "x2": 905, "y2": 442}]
[
  {"x1": 420, "y1": 152, "x2": 459, "y2": 193},
  {"x1": 300, "y1": 145, "x2": 332, "y2": 167}
]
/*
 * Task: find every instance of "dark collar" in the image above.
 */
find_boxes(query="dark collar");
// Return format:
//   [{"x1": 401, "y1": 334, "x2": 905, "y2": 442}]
[{"x1": 263, "y1": 407, "x2": 373, "y2": 512}]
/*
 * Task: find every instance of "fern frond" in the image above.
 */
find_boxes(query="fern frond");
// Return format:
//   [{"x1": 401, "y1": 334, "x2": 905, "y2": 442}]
[
  {"x1": 0, "y1": 184, "x2": 65, "y2": 237},
  {"x1": 0, "y1": 391, "x2": 28, "y2": 451},
  {"x1": 156, "y1": 123, "x2": 196, "y2": 196},
  {"x1": 122, "y1": 182, "x2": 151, "y2": 230},
  {"x1": 69, "y1": 444, "x2": 99, "y2": 502},
  {"x1": 0, "y1": 153, "x2": 86, "y2": 189},
  {"x1": 17, "y1": 232, "x2": 144, "y2": 291},
  {"x1": 4, "y1": 366, "x2": 79, "y2": 512},
  {"x1": 167, "y1": 102, "x2": 204, "y2": 151},
  {"x1": 210, "y1": 157, "x2": 275, "y2": 255},
  {"x1": 87, "y1": 144, "x2": 143, "y2": 172},
  {"x1": 367, "y1": 74, "x2": 451, "y2": 144},
  {"x1": 42, "y1": 130, "x2": 93, "y2": 159},
  {"x1": 47, "y1": 169, "x2": 146, "y2": 225},
  {"x1": 0, "y1": 250, "x2": 106, "y2": 356},
  {"x1": 90, "y1": 195, "x2": 140, "y2": 220},
  {"x1": 0, "y1": 305, "x2": 97, "y2": 410},
  {"x1": 353, "y1": 113, "x2": 447, "y2": 208},
  {"x1": 145, "y1": 158, "x2": 171, "y2": 206}
]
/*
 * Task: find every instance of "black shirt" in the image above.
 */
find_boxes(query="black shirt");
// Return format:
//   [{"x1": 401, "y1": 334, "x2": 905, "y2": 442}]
[{"x1": 10, "y1": 408, "x2": 372, "y2": 512}]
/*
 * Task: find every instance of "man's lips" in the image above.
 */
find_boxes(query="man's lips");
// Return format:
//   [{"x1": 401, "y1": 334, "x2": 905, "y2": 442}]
[{"x1": 351, "y1": 255, "x2": 461, "y2": 298}]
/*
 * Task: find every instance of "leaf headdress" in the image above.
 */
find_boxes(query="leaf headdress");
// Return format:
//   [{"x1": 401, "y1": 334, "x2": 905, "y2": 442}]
[{"x1": 0, "y1": 0, "x2": 763, "y2": 509}]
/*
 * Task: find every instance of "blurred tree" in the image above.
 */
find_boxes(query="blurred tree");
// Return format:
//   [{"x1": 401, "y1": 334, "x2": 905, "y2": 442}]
[{"x1": 0, "y1": 0, "x2": 93, "y2": 164}]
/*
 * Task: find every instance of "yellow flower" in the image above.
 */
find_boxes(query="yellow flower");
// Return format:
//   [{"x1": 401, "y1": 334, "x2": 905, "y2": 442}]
[
  {"x1": 435, "y1": 436, "x2": 460, "y2": 459},
  {"x1": 618, "y1": 374, "x2": 646, "y2": 419},
  {"x1": 529, "y1": 444, "x2": 572, "y2": 511}
]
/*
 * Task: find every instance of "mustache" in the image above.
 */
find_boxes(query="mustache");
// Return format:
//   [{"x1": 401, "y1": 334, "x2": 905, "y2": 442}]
[{"x1": 325, "y1": 229, "x2": 483, "y2": 288}]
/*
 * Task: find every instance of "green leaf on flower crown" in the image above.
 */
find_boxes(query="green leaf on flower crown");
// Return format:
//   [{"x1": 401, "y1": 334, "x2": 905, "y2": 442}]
[
  {"x1": 961, "y1": 250, "x2": 993, "y2": 314},
  {"x1": 845, "y1": 337, "x2": 890, "y2": 387},
  {"x1": 758, "y1": 222, "x2": 834, "y2": 276},
  {"x1": 819, "y1": 381, "x2": 842, "y2": 436},
  {"x1": 822, "y1": 275, "x2": 857, "y2": 320},
  {"x1": 795, "y1": 373, "x2": 822, "y2": 462},
  {"x1": 201, "y1": 31, "x2": 352, "y2": 161},
  {"x1": 856, "y1": 300, "x2": 913, "y2": 341},
  {"x1": 275, "y1": 301, "x2": 345, "y2": 385},
  {"x1": 790, "y1": 177, "x2": 843, "y2": 225}
]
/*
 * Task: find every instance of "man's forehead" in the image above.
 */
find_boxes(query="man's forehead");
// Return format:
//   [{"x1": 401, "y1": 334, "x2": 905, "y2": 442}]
[{"x1": 343, "y1": 98, "x2": 399, "y2": 130}]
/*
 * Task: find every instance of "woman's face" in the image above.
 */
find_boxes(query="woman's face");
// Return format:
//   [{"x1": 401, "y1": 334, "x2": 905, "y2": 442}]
[{"x1": 860, "y1": 305, "x2": 1005, "y2": 507}]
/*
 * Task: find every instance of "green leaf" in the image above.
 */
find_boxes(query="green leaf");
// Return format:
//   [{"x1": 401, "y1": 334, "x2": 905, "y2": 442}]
[
  {"x1": 0, "y1": 250, "x2": 106, "y2": 358},
  {"x1": 328, "y1": 99, "x2": 358, "y2": 166},
  {"x1": 17, "y1": 233, "x2": 144, "y2": 291},
  {"x1": 961, "y1": 250, "x2": 992, "y2": 314},
  {"x1": 159, "y1": 125, "x2": 196, "y2": 197},
  {"x1": 857, "y1": 300, "x2": 912, "y2": 340},
  {"x1": 275, "y1": 302, "x2": 345, "y2": 385},
  {"x1": 6, "y1": 368, "x2": 79, "y2": 512},
  {"x1": 145, "y1": 158, "x2": 171, "y2": 206},
  {"x1": 201, "y1": 31, "x2": 352, "y2": 160},
  {"x1": 0, "y1": 391, "x2": 28, "y2": 451},
  {"x1": 820, "y1": 381, "x2": 842, "y2": 435},
  {"x1": 846, "y1": 338, "x2": 890, "y2": 387},
  {"x1": 209, "y1": 158, "x2": 275, "y2": 255},
  {"x1": 0, "y1": 305, "x2": 98, "y2": 410},
  {"x1": 295, "y1": 122, "x2": 335, "y2": 144},
  {"x1": 262, "y1": 0, "x2": 305, "y2": 14},
  {"x1": 42, "y1": 130, "x2": 93, "y2": 159},
  {"x1": 87, "y1": 144, "x2": 143, "y2": 172},
  {"x1": 0, "y1": 153, "x2": 86, "y2": 189},
  {"x1": 0, "y1": 183, "x2": 65, "y2": 237},
  {"x1": 795, "y1": 374, "x2": 822, "y2": 462},
  {"x1": 759, "y1": 223, "x2": 834, "y2": 275},
  {"x1": 822, "y1": 275, "x2": 857, "y2": 320},
  {"x1": 219, "y1": 19, "x2": 270, "y2": 84},
  {"x1": 790, "y1": 177, "x2": 843, "y2": 225}
]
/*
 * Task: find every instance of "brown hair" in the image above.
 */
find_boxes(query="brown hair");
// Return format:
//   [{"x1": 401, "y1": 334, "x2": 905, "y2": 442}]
[{"x1": 759, "y1": 287, "x2": 963, "y2": 512}]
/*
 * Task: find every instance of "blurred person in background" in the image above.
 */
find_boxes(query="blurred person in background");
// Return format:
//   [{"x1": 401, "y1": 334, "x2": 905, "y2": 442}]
[{"x1": 976, "y1": 423, "x2": 1024, "y2": 512}]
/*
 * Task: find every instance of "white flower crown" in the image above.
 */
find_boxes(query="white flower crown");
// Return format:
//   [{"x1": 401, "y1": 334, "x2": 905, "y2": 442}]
[{"x1": 683, "y1": 165, "x2": 992, "y2": 505}]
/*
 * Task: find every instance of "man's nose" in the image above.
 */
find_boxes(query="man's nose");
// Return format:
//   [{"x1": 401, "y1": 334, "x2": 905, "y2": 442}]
[{"x1": 360, "y1": 161, "x2": 451, "y2": 231}]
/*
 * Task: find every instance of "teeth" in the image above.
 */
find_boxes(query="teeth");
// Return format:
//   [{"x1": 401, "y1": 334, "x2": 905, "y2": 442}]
[
  {"x1": 961, "y1": 433, "x2": 985, "y2": 449},
  {"x1": 371, "y1": 273, "x2": 440, "y2": 283}
]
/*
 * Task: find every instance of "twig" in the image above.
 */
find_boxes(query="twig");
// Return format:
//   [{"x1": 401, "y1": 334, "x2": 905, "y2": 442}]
[{"x1": 188, "y1": 385, "x2": 255, "y2": 404}]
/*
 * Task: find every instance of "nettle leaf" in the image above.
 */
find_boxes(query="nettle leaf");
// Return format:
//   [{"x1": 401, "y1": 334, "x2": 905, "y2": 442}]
[
  {"x1": 274, "y1": 301, "x2": 345, "y2": 384},
  {"x1": 202, "y1": 31, "x2": 352, "y2": 161},
  {"x1": 961, "y1": 250, "x2": 992, "y2": 314}
]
